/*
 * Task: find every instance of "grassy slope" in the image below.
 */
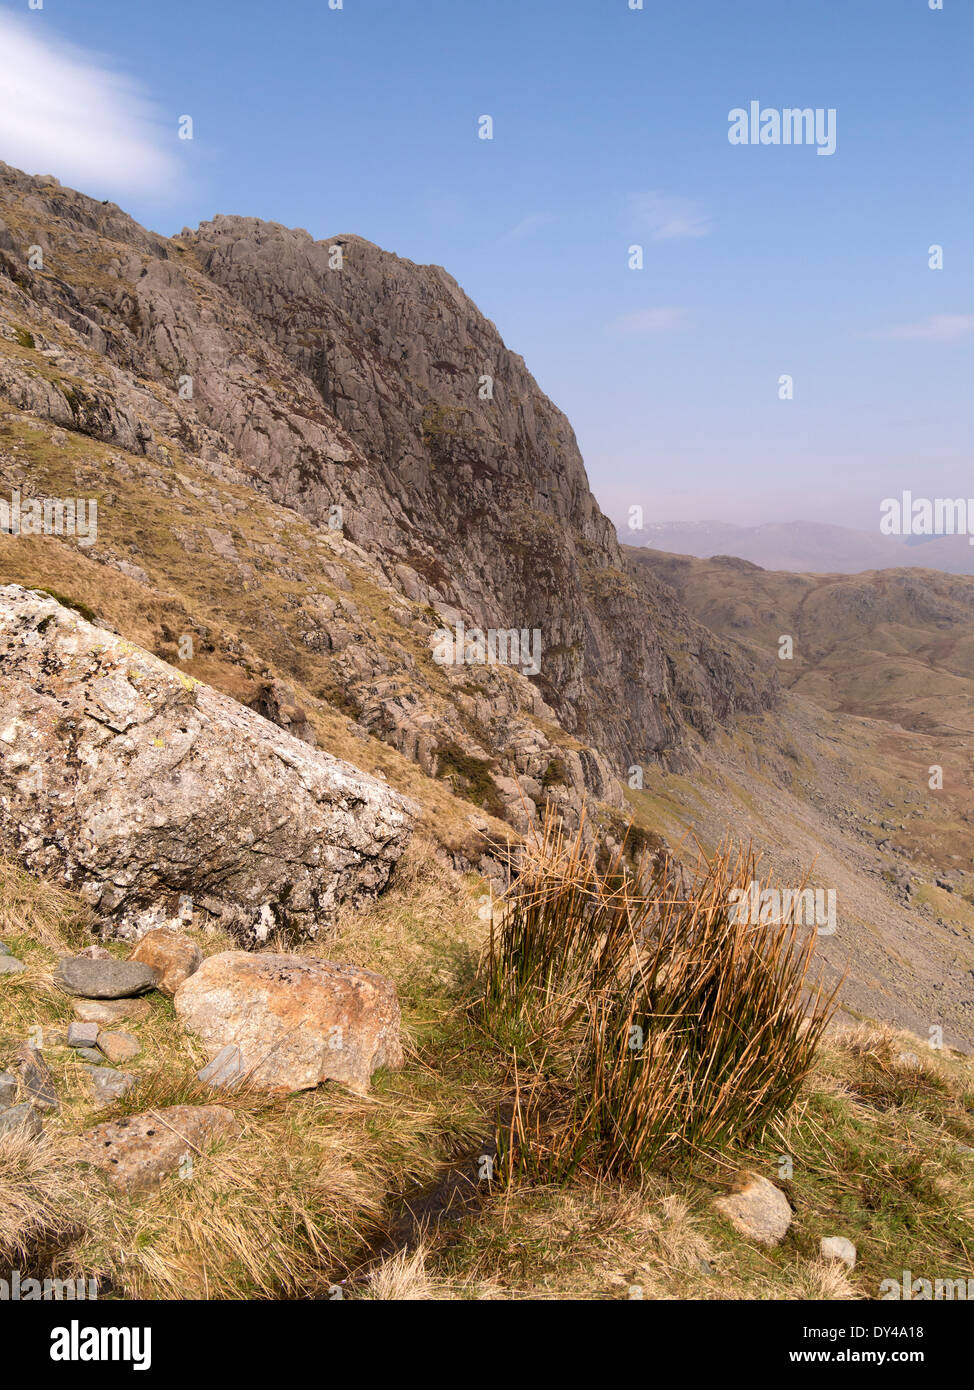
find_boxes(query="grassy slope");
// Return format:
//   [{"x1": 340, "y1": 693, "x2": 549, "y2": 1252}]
[{"x1": 1, "y1": 854, "x2": 971, "y2": 1301}]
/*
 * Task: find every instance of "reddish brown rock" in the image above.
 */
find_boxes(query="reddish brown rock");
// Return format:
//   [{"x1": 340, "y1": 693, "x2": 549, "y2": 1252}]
[
  {"x1": 97, "y1": 1031, "x2": 141, "y2": 1064},
  {"x1": 174, "y1": 951, "x2": 403, "y2": 1095},
  {"x1": 130, "y1": 928, "x2": 202, "y2": 997},
  {"x1": 73, "y1": 1105, "x2": 242, "y2": 1192}
]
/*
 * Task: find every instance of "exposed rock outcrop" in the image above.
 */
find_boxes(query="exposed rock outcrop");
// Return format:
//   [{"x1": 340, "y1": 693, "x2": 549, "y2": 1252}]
[{"x1": 0, "y1": 585, "x2": 417, "y2": 942}]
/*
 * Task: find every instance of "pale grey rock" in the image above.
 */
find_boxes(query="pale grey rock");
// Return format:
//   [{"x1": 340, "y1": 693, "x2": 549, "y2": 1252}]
[
  {"x1": 713, "y1": 1174, "x2": 793, "y2": 1247},
  {"x1": 197, "y1": 1044, "x2": 245, "y2": 1091},
  {"x1": 72, "y1": 998, "x2": 152, "y2": 1025},
  {"x1": 83, "y1": 1066, "x2": 136, "y2": 1104},
  {"x1": 0, "y1": 586, "x2": 417, "y2": 944},
  {"x1": 0, "y1": 956, "x2": 26, "y2": 975},
  {"x1": 14, "y1": 1043, "x2": 58, "y2": 1113},
  {"x1": 0, "y1": 1070, "x2": 18, "y2": 1107},
  {"x1": 67, "y1": 1022, "x2": 100, "y2": 1048},
  {"x1": 0, "y1": 1102, "x2": 43, "y2": 1138}
]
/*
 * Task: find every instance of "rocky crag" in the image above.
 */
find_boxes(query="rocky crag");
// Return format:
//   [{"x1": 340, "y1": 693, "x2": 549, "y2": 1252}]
[{"x1": 0, "y1": 161, "x2": 773, "y2": 844}]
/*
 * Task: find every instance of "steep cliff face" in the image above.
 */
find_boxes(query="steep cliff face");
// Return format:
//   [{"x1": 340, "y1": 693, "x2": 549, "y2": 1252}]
[
  {"x1": 184, "y1": 217, "x2": 774, "y2": 759},
  {"x1": 0, "y1": 161, "x2": 772, "y2": 813}
]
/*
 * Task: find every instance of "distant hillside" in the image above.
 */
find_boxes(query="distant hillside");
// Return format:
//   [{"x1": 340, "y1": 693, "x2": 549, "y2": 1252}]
[
  {"x1": 629, "y1": 547, "x2": 974, "y2": 736},
  {"x1": 623, "y1": 519, "x2": 974, "y2": 576}
]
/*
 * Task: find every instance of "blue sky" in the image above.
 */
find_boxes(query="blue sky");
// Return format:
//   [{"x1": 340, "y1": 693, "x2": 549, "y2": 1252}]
[{"x1": 0, "y1": 0, "x2": 970, "y2": 531}]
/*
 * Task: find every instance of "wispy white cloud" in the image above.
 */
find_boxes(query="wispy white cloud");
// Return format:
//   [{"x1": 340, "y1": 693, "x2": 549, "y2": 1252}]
[
  {"x1": 865, "y1": 314, "x2": 974, "y2": 343},
  {"x1": 606, "y1": 306, "x2": 689, "y2": 336},
  {"x1": 0, "y1": 8, "x2": 179, "y2": 197},
  {"x1": 628, "y1": 191, "x2": 711, "y2": 241},
  {"x1": 498, "y1": 212, "x2": 554, "y2": 245}
]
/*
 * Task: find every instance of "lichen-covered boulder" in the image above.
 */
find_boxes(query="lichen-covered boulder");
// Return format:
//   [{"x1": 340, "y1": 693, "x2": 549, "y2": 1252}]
[{"x1": 0, "y1": 586, "x2": 416, "y2": 943}]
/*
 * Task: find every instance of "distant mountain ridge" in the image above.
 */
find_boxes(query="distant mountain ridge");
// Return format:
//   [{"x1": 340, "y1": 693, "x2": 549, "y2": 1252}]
[{"x1": 624, "y1": 519, "x2": 974, "y2": 576}]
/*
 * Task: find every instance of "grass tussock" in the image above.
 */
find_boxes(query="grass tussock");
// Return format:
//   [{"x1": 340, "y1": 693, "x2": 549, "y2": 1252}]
[
  {"x1": 0, "y1": 1130, "x2": 92, "y2": 1271},
  {"x1": 0, "y1": 858, "x2": 95, "y2": 955},
  {"x1": 481, "y1": 811, "x2": 838, "y2": 1180}
]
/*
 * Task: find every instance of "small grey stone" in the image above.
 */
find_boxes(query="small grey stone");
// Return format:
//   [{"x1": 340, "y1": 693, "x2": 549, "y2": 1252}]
[
  {"x1": 197, "y1": 1044, "x2": 245, "y2": 1090},
  {"x1": 0, "y1": 940, "x2": 11, "y2": 956},
  {"x1": 0, "y1": 1071, "x2": 18, "y2": 1107},
  {"x1": 83, "y1": 1066, "x2": 136, "y2": 1104},
  {"x1": 0, "y1": 956, "x2": 27, "y2": 975},
  {"x1": 820, "y1": 1236, "x2": 857, "y2": 1268},
  {"x1": 956, "y1": 1143, "x2": 973, "y2": 1157},
  {"x1": 0, "y1": 1103, "x2": 43, "y2": 1139},
  {"x1": 55, "y1": 957, "x2": 160, "y2": 1000},
  {"x1": 75, "y1": 1048, "x2": 104, "y2": 1064},
  {"x1": 67, "y1": 1022, "x2": 100, "y2": 1048}
]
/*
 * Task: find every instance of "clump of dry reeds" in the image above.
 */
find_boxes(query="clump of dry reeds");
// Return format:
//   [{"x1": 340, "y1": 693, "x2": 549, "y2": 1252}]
[{"x1": 481, "y1": 811, "x2": 838, "y2": 1180}]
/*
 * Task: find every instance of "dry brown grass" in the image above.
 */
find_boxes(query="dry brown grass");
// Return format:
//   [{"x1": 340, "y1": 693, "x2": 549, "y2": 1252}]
[
  {"x1": 0, "y1": 1129, "x2": 93, "y2": 1270},
  {"x1": 483, "y1": 811, "x2": 838, "y2": 1179},
  {"x1": 0, "y1": 858, "x2": 94, "y2": 955}
]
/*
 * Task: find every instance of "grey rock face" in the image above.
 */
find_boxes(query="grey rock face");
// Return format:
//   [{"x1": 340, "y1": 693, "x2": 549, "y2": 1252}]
[
  {"x1": 0, "y1": 956, "x2": 26, "y2": 974},
  {"x1": 0, "y1": 160, "x2": 773, "y2": 808},
  {"x1": 0, "y1": 1070, "x2": 18, "y2": 1107},
  {"x1": 0, "y1": 586, "x2": 417, "y2": 943},
  {"x1": 67, "y1": 1022, "x2": 101, "y2": 1048},
  {"x1": 56, "y1": 958, "x2": 160, "y2": 999},
  {"x1": 188, "y1": 218, "x2": 773, "y2": 764}
]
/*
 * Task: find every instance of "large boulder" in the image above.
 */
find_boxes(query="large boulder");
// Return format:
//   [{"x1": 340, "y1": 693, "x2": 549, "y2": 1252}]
[
  {"x1": 174, "y1": 951, "x2": 403, "y2": 1094},
  {"x1": 0, "y1": 586, "x2": 416, "y2": 943}
]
